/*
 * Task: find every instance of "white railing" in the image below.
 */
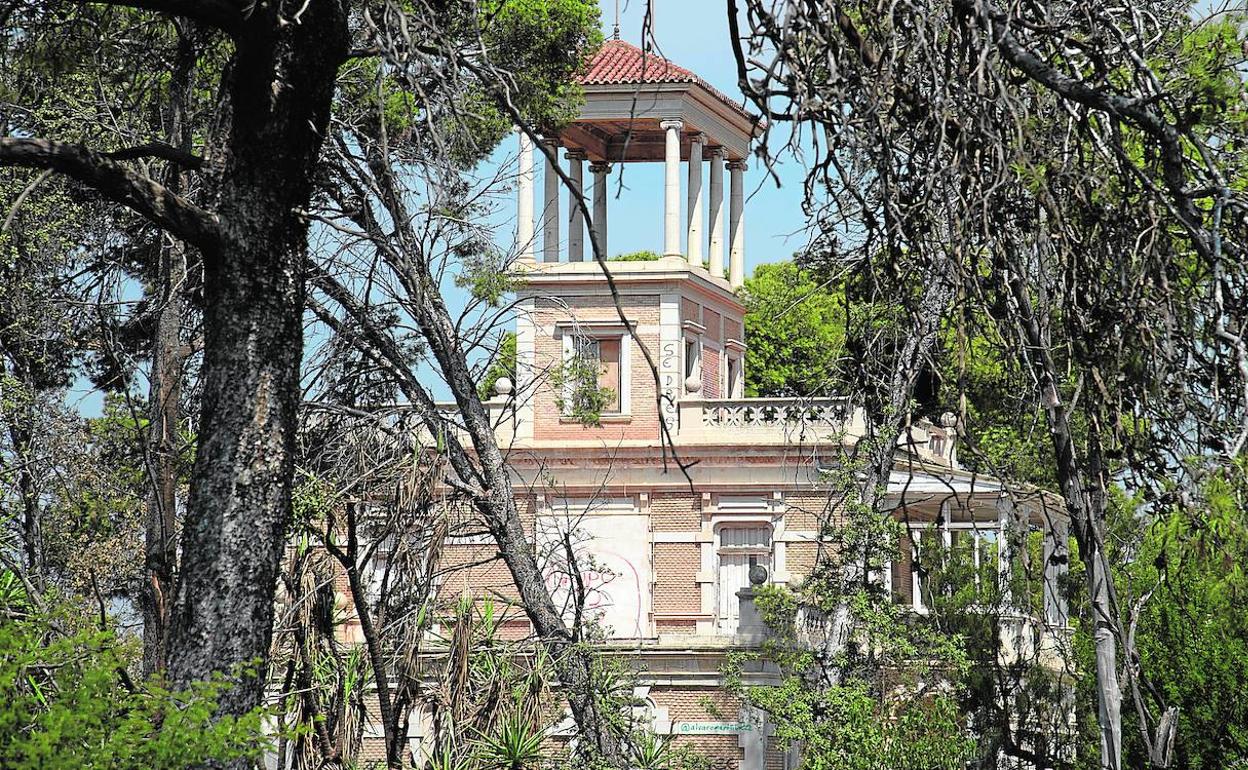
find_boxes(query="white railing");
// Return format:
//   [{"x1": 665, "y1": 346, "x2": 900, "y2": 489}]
[
  {"x1": 701, "y1": 397, "x2": 849, "y2": 429},
  {"x1": 678, "y1": 397, "x2": 863, "y2": 444}
]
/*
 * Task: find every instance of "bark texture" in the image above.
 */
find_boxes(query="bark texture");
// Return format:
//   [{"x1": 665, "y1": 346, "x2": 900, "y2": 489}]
[
  {"x1": 162, "y1": 1, "x2": 349, "y2": 722},
  {"x1": 141, "y1": 240, "x2": 184, "y2": 675},
  {"x1": 141, "y1": 26, "x2": 194, "y2": 677}
]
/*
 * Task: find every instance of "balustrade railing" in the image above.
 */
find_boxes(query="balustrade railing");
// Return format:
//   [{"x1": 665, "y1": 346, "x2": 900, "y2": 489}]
[
  {"x1": 677, "y1": 397, "x2": 859, "y2": 444},
  {"x1": 701, "y1": 397, "x2": 849, "y2": 429}
]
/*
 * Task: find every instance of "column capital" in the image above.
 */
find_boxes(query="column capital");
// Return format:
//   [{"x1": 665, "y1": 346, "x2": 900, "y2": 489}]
[
  {"x1": 727, "y1": 159, "x2": 747, "y2": 171},
  {"x1": 564, "y1": 148, "x2": 588, "y2": 161},
  {"x1": 540, "y1": 135, "x2": 561, "y2": 147},
  {"x1": 709, "y1": 145, "x2": 726, "y2": 159},
  {"x1": 688, "y1": 131, "x2": 706, "y2": 144},
  {"x1": 659, "y1": 118, "x2": 684, "y2": 131},
  {"x1": 589, "y1": 161, "x2": 611, "y2": 173}
]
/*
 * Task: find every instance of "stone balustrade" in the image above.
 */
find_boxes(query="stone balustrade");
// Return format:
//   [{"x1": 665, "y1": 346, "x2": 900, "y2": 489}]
[{"x1": 677, "y1": 397, "x2": 865, "y2": 445}]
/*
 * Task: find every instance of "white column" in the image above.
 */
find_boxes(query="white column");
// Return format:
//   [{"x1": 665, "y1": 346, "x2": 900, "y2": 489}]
[
  {"x1": 516, "y1": 129, "x2": 535, "y2": 263},
  {"x1": 660, "y1": 118, "x2": 683, "y2": 258},
  {"x1": 590, "y1": 161, "x2": 610, "y2": 259},
  {"x1": 541, "y1": 137, "x2": 560, "y2": 263},
  {"x1": 728, "y1": 159, "x2": 746, "y2": 289},
  {"x1": 686, "y1": 133, "x2": 704, "y2": 268},
  {"x1": 707, "y1": 147, "x2": 724, "y2": 278},
  {"x1": 566, "y1": 149, "x2": 585, "y2": 262}
]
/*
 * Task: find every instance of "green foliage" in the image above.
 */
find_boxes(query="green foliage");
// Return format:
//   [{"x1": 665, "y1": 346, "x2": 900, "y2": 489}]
[
  {"x1": 482, "y1": 0, "x2": 602, "y2": 128},
  {"x1": 336, "y1": 0, "x2": 601, "y2": 165},
  {"x1": 550, "y1": 351, "x2": 615, "y2": 427},
  {"x1": 472, "y1": 710, "x2": 547, "y2": 770},
  {"x1": 33, "y1": 395, "x2": 157, "y2": 599},
  {"x1": 0, "y1": 581, "x2": 270, "y2": 769},
  {"x1": 930, "y1": 309, "x2": 1059, "y2": 487},
  {"x1": 1108, "y1": 461, "x2": 1248, "y2": 768},
  {"x1": 727, "y1": 461, "x2": 976, "y2": 770},
  {"x1": 478, "y1": 332, "x2": 518, "y2": 400},
  {"x1": 609, "y1": 250, "x2": 663, "y2": 262},
  {"x1": 457, "y1": 250, "x2": 525, "y2": 307},
  {"x1": 741, "y1": 261, "x2": 847, "y2": 397},
  {"x1": 629, "y1": 732, "x2": 673, "y2": 770}
]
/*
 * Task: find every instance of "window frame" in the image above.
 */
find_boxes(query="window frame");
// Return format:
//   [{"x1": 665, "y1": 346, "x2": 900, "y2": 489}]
[
  {"x1": 714, "y1": 521, "x2": 775, "y2": 633},
  {"x1": 559, "y1": 329, "x2": 631, "y2": 418},
  {"x1": 683, "y1": 334, "x2": 702, "y2": 385},
  {"x1": 901, "y1": 521, "x2": 1002, "y2": 612}
]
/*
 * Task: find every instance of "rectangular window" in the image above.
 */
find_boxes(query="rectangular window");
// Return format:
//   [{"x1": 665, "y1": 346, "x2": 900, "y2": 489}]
[
  {"x1": 727, "y1": 356, "x2": 741, "y2": 398},
  {"x1": 684, "y1": 338, "x2": 700, "y2": 380},
  {"x1": 895, "y1": 524, "x2": 1001, "y2": 611},
  {"x1": 597, "y1": 338, "x2": 622, "y2": 413},
  {"x1": 570, "y1": 335, "x2": 624, "y2": 415}
]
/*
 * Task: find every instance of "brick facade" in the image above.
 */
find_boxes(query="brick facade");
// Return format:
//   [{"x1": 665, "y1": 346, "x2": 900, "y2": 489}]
[{"x1": 653, "y1": 542, "x2": 700, "y2": 614}]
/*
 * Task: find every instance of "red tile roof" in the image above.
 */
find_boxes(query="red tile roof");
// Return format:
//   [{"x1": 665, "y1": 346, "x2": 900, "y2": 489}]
[
  {"x1": 579, "y1": 39, "x2": 701, "y2": 86},
  {"x1": 578, "y1": 40, "x2": 752, "y2": 121}
]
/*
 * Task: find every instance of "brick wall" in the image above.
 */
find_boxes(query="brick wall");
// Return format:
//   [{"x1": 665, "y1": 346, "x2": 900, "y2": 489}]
[
  {"x1": 785, "y1": 541, "x2": 818, "y2": 581},
  {"x1": 651, "y1": 492, "x2": 701, "y2": 531},
  {"x1": 358, "y1": 737, "x2": 387, "y2": 767},
  {"x1": 653, "y1": 542, "x2": 700, "y2": 614},
  {"x1": 652, "y1": 686, "x2": 743, "y2": 767},
  {"x1": 682, "y1": 297, "x2": 701, "y2": 324},
  {"x1": 532, "y1": 294, "x2": 664, "y2": 442},
  {"x1": 783, "y1": 492, "x2": 836, "y2": 532},
  {"x1": 702, "y1": 346, "x2": 721, "y2": 398},
  {"x1": 704, "y1": 308, "x2": 722, "y2": 342}
]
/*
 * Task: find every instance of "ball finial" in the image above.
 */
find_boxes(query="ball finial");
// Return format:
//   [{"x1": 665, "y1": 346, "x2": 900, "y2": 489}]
[{"x1": 749, "y1": 564, "x2": 769, "y2": 586}]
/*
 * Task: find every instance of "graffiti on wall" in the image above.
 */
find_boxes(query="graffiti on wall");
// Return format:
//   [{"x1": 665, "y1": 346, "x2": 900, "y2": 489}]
[{"x1": 540, "y1": 513, "x2": 650, "y2": 638}]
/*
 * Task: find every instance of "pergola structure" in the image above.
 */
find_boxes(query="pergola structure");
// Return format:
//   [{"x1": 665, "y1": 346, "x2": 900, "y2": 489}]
[{"x1": 516, "y1": 39, "x2": 761, "y2": 289}]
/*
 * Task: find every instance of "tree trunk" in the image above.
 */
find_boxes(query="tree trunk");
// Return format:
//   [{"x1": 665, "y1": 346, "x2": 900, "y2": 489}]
[
  {"x1": 166, "y1": 1, "x2": 348, "y2": 727},
  {"x1": 314, "y1": 146, "x2": 629, "y2": 766},
  {"x1": 142, "y1": 27, "x2": 193, "y2": 677},
  {"x1": 812, "y1": 256, "x2": 955, "y2": 684},
  {"x1": 8, "y1": 418, "x2": 44, "y2": 587},
  {"x1": 1000, "y1": 262, "x2": 1123, "y2": 770},
  {"x1": 417, "y1": 282, "x2": 627, "y2": 767},
  {"x1": 142, "y1": 239, "x2": 184, "y2": 675}
]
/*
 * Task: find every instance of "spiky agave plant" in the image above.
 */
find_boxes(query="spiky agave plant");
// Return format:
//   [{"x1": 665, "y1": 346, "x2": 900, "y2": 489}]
[
  {"x1": 472, "y1": 708, "x2": 548, "y2": 770},
  {"x1": 630, "y1": 732, "x2": 673, "y2": 770}
]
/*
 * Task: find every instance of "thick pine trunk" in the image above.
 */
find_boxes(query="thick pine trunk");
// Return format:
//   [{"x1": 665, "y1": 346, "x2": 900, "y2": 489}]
[{"x1": 165, "y1": 1, "x2": 347, "y2": 726}]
